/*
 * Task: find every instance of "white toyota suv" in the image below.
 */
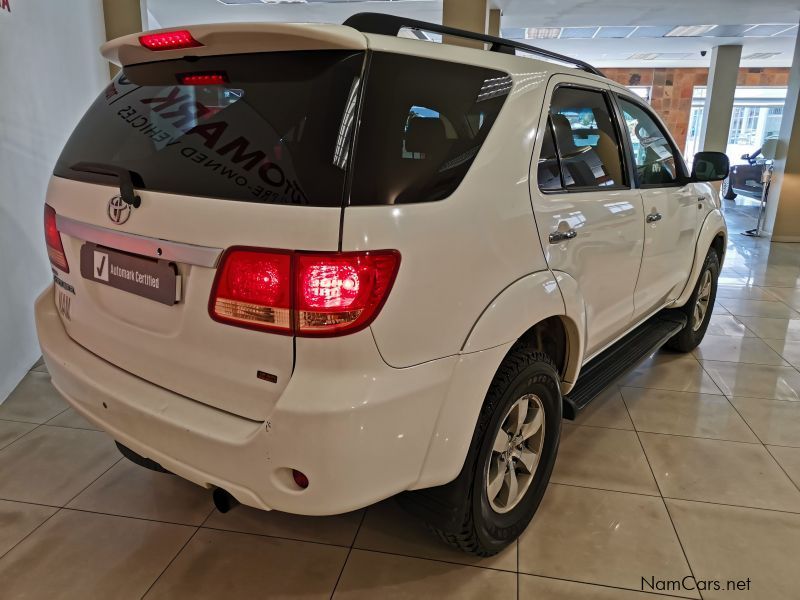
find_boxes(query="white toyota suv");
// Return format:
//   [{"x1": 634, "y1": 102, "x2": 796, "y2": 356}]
[{"x1": 35, "y1": 13, "x2": 728, "y2": 556}]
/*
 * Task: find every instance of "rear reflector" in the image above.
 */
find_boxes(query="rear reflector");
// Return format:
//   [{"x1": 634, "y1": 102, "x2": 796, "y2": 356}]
[
  {"x1": 209, "y1": 248, "x2": 400, "y2": 337},
  {"x1": 44, "y1": 205, "x2": 69, "y2": 273},
  {"x1": 178, "y1": 71, "x2": 228, "y2": 86},
  {"x1": 139, "y1": 30, "x2": 202, "y2": 51},
  {"x1": 292, "y1": 470, "x2": 309, "y2": 489}
]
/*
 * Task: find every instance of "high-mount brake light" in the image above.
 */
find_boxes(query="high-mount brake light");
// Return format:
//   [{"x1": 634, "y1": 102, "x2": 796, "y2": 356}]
[
  {"x1": 44, "y1": 205, "x2": 69, "y2": 273},
  {"x1": 139, "y1": 30, "x2": 202, "y2": 51},
  {"x1": 178, "y1": 72, "x2": 228, "y2": 86},
  {"x1": 209, "y1": 249, "x2": 400, "y2": 337}
]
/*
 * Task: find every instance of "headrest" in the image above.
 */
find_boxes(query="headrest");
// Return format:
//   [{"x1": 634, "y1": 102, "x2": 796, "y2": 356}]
[
  {"x1": 551, "y1": 113, "x2": 579, "y2": 154},
  {"x1": 405, "y1": 117, "x2": 446, "y2": 154}
]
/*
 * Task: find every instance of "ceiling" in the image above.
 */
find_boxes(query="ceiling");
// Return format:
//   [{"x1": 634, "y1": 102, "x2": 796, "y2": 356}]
[{"x1": 144, "y1": 0, "x2": 799, "y2": 68}]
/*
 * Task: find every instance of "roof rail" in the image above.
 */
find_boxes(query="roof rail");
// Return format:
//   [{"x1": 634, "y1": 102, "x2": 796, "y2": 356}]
[{"x1": 342, "y1": 12, "x2": 604, "y2": 77}]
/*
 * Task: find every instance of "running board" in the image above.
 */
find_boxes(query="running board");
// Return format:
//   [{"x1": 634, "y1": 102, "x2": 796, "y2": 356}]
[{"x1": 563, "y1": 310, "x2": 688, "y2": 419}]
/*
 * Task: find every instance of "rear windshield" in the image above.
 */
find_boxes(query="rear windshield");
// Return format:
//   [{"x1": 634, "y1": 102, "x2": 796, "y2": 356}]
[
  {"x1": 55, "y1": 51, "x2": 365, "y2": 207},
  {"x1": 55, "y1": 50, "x2": 510, "y2": 207}
]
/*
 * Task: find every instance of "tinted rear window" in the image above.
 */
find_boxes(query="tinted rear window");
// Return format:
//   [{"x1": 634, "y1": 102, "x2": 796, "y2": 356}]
[
  {"x1": 350, "y1": 53, "x2": 511, "y2": 205},
  {"x1": 54, "y1": 51, "x2": 365, "y2": 206}
]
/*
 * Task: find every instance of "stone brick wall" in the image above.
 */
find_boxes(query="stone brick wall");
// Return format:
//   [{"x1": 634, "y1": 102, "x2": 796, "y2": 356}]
[{"x1": 602, "y1": 67, "x2": 790, "y2": 150}]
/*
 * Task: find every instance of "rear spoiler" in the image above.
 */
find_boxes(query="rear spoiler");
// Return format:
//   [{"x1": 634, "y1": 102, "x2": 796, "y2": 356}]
[{"x1": 101, "y1": 22, "x2": 368, "y2": 67}]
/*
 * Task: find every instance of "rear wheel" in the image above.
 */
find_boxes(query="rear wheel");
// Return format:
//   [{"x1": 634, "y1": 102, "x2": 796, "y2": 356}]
[
  {"x1": 406, "y1": 349, "x2": 561, "y2": 556},
  {"x1": 722, "y1": 177, "x2": 737, "y2": 200},
  {"x1": 666, "y1": 248, "x2": 719, "y2": 352}
]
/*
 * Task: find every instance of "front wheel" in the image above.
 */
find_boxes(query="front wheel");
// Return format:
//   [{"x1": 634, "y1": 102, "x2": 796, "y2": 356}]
[
  {"x1": 409, "y1": 349, "x2": 562, "y2": 556},
  {"x1": 666, "y1": 248, "x2": 719, "y2": 352},
  {"x1": 722, "y1": 177, "x2": 737, "y2": 200}
]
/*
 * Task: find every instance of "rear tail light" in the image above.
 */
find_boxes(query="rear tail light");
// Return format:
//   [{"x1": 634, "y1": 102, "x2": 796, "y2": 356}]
[
  {"x1": 44, "y1": 205, "x2": 69, "y2": 273},
  {"x1": 139, "y1": 30, "x2": 202, "y2": 51},
  {"x1": 210, "y1": 248, "x2": 400, "y2": 337}
]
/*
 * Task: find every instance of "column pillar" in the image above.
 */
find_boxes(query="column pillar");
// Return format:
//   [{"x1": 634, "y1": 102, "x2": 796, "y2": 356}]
[
  {"x1": 488, "y1": 9, "x2": 501, "y2": 38},
  {"x1": 698, "y1": 45, "x2": 742, "y2": 153},
  {"x1": 763, "y1": 19, "x2": 800, "y2": 241},
  {"x1": 102, "y1": 0, "x2": 143, "y2": 77},
  {"x1": 442, "y1": 0, "x2": 489, "y2": 49}
]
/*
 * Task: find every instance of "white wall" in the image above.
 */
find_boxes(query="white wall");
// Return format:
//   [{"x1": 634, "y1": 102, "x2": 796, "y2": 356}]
[{"x1": 0, "y1": 0, "x2": 107, "y2": 401}]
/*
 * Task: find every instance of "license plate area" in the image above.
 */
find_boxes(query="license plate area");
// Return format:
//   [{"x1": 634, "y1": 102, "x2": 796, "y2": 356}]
[{"x1": 80, "y1": 243, "x2": 181, "y2": 305}]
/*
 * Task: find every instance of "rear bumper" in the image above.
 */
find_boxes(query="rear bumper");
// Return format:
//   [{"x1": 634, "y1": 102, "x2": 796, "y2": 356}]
[{"x1": 35, "y1": 285, "x2": 467, "y2": 515}]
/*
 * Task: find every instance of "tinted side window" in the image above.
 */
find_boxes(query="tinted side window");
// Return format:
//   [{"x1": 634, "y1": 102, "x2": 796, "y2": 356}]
[
  {"x1": 549, "y1": 87, "x2": 627, "y2": 190},
  {"x1": 618, "y1": 97, "x2": 679, "y2": 186},
  {"x1": 537, "y1": 118, "x2": 563, "y2": 191},
  {"x1": 350, "y1": 53, "x2": 511, "y2": 205}
]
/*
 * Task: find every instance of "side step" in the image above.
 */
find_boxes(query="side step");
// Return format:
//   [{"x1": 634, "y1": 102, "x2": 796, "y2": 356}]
[{"x1": 563, "y1": 309, "x2": 688, "y2": 419}]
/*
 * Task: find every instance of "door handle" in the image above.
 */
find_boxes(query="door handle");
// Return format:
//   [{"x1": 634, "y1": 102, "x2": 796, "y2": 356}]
[
  {"x1": 549, "y1": 229, "x2": 578, "y2": 243},
  {"x1": 646, "y1": 212, "x2": 662, "y2": 223}
]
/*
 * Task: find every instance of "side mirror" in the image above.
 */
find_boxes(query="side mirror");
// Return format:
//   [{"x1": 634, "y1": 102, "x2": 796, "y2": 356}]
[{"x1": 691, "y1": 151, "x2": 730, "y2": 182}]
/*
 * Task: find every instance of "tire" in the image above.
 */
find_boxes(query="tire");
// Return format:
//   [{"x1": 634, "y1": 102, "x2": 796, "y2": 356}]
[
  {"x1": 721, "y1": 177, "x2": 737, "y2": 200},
  {"x1": 403, "y1": 348, "x2": 562, "y2": 556},
  {"x1": 666, "y1": 248, "x2": 720, "y2": 352}
]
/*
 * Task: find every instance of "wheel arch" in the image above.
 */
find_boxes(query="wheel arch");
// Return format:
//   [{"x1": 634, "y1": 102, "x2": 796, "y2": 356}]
[{"x1": 673, "y1": 209, "x2": 727, "y2": 308}]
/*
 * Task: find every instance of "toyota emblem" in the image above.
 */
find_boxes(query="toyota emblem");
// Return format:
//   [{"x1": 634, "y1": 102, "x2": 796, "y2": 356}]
[{"x1": 107, "y1": 195, "x2": 132, "y2": 225}]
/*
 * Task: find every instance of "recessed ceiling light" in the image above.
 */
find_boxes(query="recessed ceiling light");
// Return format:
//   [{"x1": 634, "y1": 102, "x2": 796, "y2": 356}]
[
  {"x1": 743, "y1": 52, "x2": 782, "y2": 59},
  {"x1": 665, "y1": 25, "x2": 718, "y2": 37},
  {"x1": 745, "y1": 24, "x2": 797, "y2": 37},
  {"x1": 596, "y1": 26, "x2": 638, "y2": 38},
  {"x1": 525, "y1": 27, "x2": 562, "y2": 40},
  {"x1": 560, "y1": 27, "x2": 598, "y2": 39},
  {"x1": 628, "y1": 26, "x2": 674, "y2": 38},
  {"x1": 630, "y1": 52, "x2": 694, "y2": 60}
]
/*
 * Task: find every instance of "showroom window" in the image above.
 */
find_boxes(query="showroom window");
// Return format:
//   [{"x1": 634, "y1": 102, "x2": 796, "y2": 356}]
[
  {"x1": 545, "y1": 86, "x2": 628, "y2": 190},
  {"x1": 684, "y1": 86, "x2": 787, "y2": 160}
]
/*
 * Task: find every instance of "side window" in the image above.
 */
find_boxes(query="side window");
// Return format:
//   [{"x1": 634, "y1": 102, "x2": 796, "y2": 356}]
[
  {"x1": 548, "y1": 86, "x2": 627, "y2": 190},
  {"x1": 617, "y1": 97, "x2": 679, "y2": 186},
  {"x1": 537, "y1": 118, "x2": 563, "y2": 191}
]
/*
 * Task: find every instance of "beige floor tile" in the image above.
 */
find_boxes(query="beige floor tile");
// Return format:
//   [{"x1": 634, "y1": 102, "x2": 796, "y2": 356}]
[
  {"x1": 639, "y1": 433, "x2": 800, "y2": 511},
  {"x1": 572, "y1": 387, "x2": 633, "y2": 430},
  {"x1": 621, "y1": 387, "x2": 757, "y2": 442},
  {"x1": 518, "y1": 485, "x2": 697, "y2": 596},
  {"x1": 551, "y1": 424, "x2": 659, "y2": 495},
  {"x1": 519, "y1": 574, "x2": 678, "y2": 599},
  {"x1": 762, "y1": 338, "x2": 800, "y2": 370},
  {"x1": 730, "y1": 397, "x2": 800, "y2": 447},
  {"x1": 0, "y1": 509, "x2": 193, "y2": 600},
  {"x1": 667, "y1": 499, "x2": 800, "y2": 600},
  {"x1": 711, "y1": 303, "x2": 730, "y2": 316},
  {"x1": 705, "y1": 314, "x2": 756, "y2": 337},
  {"x1": 46, "y1": 407, "x2": 101, "y2": 431},
  {"x1": 761, "y1": 286, "x2": 800, "y2": 310},
  {"x1": 0, "y1": 500, "x2": 57, "y2": 557},
  {"x1": 716, "y1": 285, "x2": 778, "y2": 301},
  {"x1": 0, "y1": 426, "x2": 119, "y2": 505},
  {"x1": 736, "y1": 316, "x2": 800, "y2": 341},
  {"x1": 692, "y1": 334, "x2": 787, "y2": 365},
  {"x1": 0, "y1": 420, "x2": 36, "y2": 451},
  {"x1": 68, "y1": 459, "x2": 214, "y2": 525},
  {"x1": 145, "y1": 528, "x2": 347, "y2": 600},
  {"x1": 0, "y1": 372, "x2": 66, "y2": 424},
  {"x1": 621, "y1": 354, "x2": 722, "y2": 395},
  {"x1": 717, "y1": 298, "x2": 800, "y2": 319},
  {"x1": 334, "y1": 549, "x2": 516, "y2": 599},
  {"x1": 354, "y1": 499, "x2": 516, "y2": 571},
  {"x1": 700, "y1": 360, "x2": 800, "y2": 400},
  {"x1": 767, "y1": 445, "x2": 800, "y2": 488},
  {"x1": 205, "y1": 505, "x2": 363, "y2": 547}
]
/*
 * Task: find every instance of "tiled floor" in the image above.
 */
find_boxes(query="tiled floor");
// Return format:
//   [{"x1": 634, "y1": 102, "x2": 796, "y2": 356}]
[{"x1": 2, "y1": 199, "x2": 800, "y2": 599}]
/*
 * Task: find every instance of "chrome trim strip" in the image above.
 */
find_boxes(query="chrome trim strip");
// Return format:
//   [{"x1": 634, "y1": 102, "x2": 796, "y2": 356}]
[{"x1": 56, "y1": 215, "x2": 223, "y2": 268}]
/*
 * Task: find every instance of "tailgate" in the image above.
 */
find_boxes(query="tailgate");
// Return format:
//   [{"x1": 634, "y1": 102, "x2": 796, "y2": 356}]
[{"x1": 46, "y1": 46, "x2": 364, "y2": 420}]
